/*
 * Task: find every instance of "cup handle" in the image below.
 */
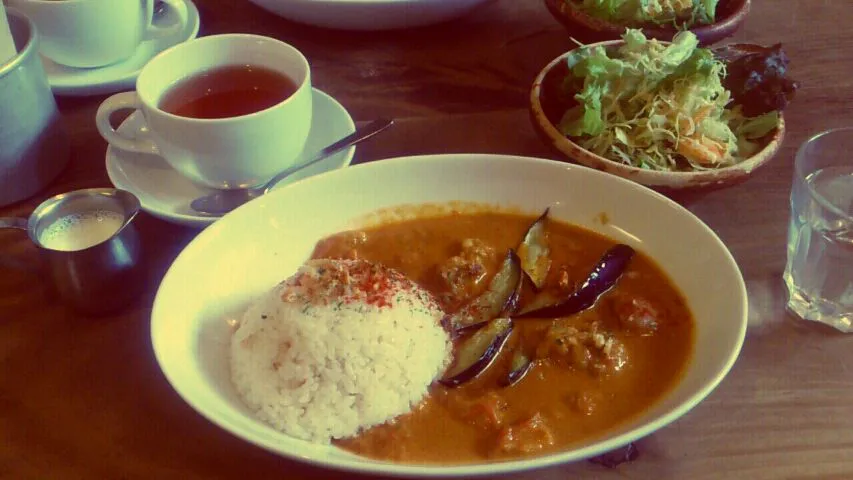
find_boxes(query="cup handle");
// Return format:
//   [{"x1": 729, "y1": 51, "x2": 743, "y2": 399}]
[
  {"x1": 95, "y1": 91, "x2": 160, "y2": 156},
  {"x1": 145, "y1": 0, "x2": 190, "y2": 41}
]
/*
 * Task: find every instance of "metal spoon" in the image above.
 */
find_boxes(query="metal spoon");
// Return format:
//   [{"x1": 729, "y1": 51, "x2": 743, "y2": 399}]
[{"x1": 190, "y1": 118, "x2": 394, "y2": 216}]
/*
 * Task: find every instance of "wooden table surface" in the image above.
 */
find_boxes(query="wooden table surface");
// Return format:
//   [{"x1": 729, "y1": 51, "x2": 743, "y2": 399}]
[{"x1": 2, "y1": 0, "x2": 852, "y2": 478}]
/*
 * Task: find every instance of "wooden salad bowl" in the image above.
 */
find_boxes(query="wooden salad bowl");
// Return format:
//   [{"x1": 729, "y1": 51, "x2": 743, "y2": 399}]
[
  {"x1": 528, "y1": 39, "x2": 786, "y2": 193},
  {"x1": 543, "y1": 0, "x2": 751, "y2": 46}
]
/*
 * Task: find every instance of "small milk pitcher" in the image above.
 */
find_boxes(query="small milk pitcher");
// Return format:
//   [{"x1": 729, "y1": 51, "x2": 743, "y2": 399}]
[{"x1": 0, "y1": 188, "x2": 145, "y2": 315}]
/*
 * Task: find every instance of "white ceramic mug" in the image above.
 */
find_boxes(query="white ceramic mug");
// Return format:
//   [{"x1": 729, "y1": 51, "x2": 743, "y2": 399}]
[
  {"x1": 95, "y1": 34, "x2": 313, "y2": 189},
  {"x1": 0, "y1": 8, "x2": 69, "y2": 207},
  {"x1": 6, "y1": 0, "x2": 189, "y2": 68}
]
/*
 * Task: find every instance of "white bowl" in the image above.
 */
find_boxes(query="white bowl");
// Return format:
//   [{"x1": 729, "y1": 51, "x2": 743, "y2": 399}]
[
  {"x1": 151, "y1": 154, "x2": 747, "y2": 477},
  {"x1": 246, "y1": 0, "x2": 494, "y2": 31}
]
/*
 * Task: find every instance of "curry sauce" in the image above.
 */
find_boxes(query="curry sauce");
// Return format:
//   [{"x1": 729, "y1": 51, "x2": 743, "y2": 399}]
[{"x1": 311, "y1": 211, "x2": 694, "y2": 463}]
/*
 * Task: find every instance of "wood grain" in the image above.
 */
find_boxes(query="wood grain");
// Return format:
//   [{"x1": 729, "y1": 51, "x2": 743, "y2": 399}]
[{"x1": 2, "y1": 0, "x2": 852, "y2": 478}]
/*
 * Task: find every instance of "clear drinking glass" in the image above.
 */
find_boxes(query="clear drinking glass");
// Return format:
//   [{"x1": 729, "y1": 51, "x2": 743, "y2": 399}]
[{"x1": 784, "y1": 127, "x2": 853, "y2": 332}]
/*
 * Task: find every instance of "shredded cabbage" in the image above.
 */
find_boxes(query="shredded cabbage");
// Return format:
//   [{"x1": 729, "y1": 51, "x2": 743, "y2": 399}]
[
  {"x1": 575, "y1": 0, "x2": 719, "y2": 27},
  {"x1": 558, "y1": 30, "x2": 780, "y2": 171}
]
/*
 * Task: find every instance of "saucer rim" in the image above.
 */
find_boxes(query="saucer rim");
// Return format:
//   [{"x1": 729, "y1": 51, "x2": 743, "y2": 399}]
[
  {"x1": 44, "y1": 0, "x2": 201, "y2": 97},
  {"x1": 105, "y1": 87, "x2": 356, "y2": 229}
]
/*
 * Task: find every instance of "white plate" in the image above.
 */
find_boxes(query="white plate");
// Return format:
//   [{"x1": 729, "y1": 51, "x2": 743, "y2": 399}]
[
  {"x1": 106, "y1": 88, "x2": 355, "y2": 228},
  {"x1": 44, "y1": 0, "x2": 200, "y2": 97},
  {"x1": 247, "y1": 0, "x2": 494, "y2": 31},
  {"x1": 151, "y1": 154, "x2": 748, "y2": 477}
]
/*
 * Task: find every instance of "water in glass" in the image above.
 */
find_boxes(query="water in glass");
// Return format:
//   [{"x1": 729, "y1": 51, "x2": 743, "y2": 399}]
[{"x1": 784, "y1": 165, "x2": 853, "y2": 331}]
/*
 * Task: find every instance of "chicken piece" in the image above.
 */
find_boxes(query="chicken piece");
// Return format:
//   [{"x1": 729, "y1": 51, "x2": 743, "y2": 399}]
[
  {"x1": 592, "y1": 336, "x2": 628, "y2": 376},
  {"x1": 438, "y1": 238, "x2": 496, "y2": 303},
  {"x1": 493, "y1": 412, "x2": 555, "y2": 456},
  {"x1": 610, "y1": 294, "x2": 660, "y2": 335},
  {"x1": 536, "y1": 321, "x2": 629, "y2": 376}
]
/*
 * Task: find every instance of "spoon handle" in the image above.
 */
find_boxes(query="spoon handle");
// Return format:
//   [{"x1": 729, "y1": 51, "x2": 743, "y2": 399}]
[
  {"x1": 0, "y1": 217, "x2": 27, "y2": 230},
  {"x1": 261, "y1": 118, "x2": 395, "y2": 194}
]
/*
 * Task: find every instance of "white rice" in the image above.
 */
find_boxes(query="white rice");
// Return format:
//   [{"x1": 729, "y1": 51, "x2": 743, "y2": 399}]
[{"x1": 230, "y1": 258, "x2": 452, "y2": 444}]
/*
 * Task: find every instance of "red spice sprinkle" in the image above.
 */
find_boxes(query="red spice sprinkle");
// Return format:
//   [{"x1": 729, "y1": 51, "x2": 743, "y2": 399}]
[{"x1": 280, "y1": 259, "x2": 429, "y2": 310}]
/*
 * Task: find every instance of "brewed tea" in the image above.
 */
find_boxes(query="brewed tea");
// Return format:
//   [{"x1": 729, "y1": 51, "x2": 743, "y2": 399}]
[{"x1": 159, "y1": 65, "x2": 298, "y2": 119}]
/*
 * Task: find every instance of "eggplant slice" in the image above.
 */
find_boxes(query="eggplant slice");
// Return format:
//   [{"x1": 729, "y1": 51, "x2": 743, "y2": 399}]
[
  {"x1": 440, "y1": 318, "x2": 514, "y2": 387},
  {"x1": 517, "y1": 244, "x2": 635, "y2": 318},
  {"x1": 504, "y1": 350, "x2": 533, "y2": 387},
  {"x1": 446, "y1": 249, "x2": 523, "y2": 329},
  {"x1": 517, "y1": 209, "x2": 552, "y2": 290},
  {"x1": 451, "y1": 319, "x2": 490, "y2": 338}
]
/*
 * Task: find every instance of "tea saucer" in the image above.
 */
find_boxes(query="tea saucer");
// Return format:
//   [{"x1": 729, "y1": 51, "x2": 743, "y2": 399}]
[
  {"x1": 105, "y1": 88, "x2": 356, "y2": 228},
  {"x1": 44, "y1": 0, "x2": 201, "y2": 97}
]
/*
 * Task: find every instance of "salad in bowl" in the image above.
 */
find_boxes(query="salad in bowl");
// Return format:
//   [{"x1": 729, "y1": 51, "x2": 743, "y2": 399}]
[
  {"x1": 576, "y1": 0, "x2": 721, "y2": 28},
  {"x1": 530, "y1": 29, "x2": 798, "y2": 189},
  {"x1": 544, "y1": 0, "x2": 750, "y2": 46}
]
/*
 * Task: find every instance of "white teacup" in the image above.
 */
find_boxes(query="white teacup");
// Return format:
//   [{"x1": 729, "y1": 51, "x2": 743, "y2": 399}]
[
  {"x1": 96, "y1": 34, "x2": 313, "y2": 190},
  {"x1": 7, "y1": 0, "x2": 190, "y2": 69}
]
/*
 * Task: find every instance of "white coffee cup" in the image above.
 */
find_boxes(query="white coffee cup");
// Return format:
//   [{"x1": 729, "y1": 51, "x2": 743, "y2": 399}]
[
  {"x1": 95, "y1": 34, "x2": 313, "y2": 189},
  {"x1": 7, "y1": 0, "x2": 189, "y2": 68}
]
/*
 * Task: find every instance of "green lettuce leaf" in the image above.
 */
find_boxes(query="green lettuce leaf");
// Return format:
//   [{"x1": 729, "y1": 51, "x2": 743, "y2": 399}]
[
  {"x1": 736, "y1": 111, "x2": 780, "y2": 139},
  {"x1": 695, "y1": 0, "x2": 719, "y2": 24},
  {"x1": 575, "y1": 0, "x2": 718, "y2": 26}
]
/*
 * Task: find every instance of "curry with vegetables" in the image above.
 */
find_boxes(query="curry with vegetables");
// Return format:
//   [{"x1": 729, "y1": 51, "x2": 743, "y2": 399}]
[{"x1": 311, "y1": 209, "x2": 694, "y2": 463}]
